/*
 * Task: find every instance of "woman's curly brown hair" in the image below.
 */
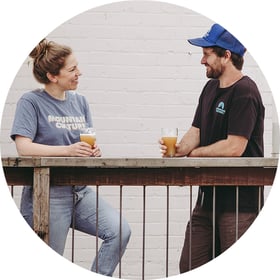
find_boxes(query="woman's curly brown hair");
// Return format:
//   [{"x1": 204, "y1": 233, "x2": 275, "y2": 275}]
[{"x1": 29, "y1": 39, "x2": 72, "y2": 84}]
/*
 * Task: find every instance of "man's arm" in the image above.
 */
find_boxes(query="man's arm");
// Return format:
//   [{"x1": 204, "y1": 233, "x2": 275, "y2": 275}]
[
  {"x1": 188, "y1": 134, "x2": 248, "y2": 157},
  {"x1": 175, "y1": 126, "x2": 200, "y2": 157}
]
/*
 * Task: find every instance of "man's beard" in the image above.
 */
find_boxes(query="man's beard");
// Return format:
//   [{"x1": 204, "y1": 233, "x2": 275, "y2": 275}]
[{"x1": 206, "y1": 65, "x2": 223, "y2": 79}]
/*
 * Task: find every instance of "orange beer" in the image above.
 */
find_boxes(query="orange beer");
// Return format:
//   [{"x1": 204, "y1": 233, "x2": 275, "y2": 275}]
[
  {"x1": 162, "y1": 136, "x2": 177, "y2": 157},
  {"x1": 80, "y1": 127, "x2": 96, "y2": 148},
  {"x1": 80, "y1": 134, "x2": 96, "y2": 147},
  {"x1": 161, "y1": 128, "x2": 178, "y2": 157}
]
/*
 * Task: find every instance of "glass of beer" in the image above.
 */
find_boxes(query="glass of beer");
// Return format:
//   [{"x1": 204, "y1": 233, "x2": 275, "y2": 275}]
[
  {"x1": 161, "y1": 128, "x2": 178, "y2": 157},
  {"x1": 80, "y1": 127, "x2": 96, "y2": 148}
]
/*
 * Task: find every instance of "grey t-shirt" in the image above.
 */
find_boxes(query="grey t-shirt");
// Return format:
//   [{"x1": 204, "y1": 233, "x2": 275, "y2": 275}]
[{"x1": 11, "y1": 88, "x2": 93, "y2": 145}]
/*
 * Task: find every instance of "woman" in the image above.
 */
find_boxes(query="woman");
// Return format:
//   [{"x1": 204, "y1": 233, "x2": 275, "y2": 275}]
[{"x1": 10, "y1": 39, "x2": 131, "y2": 276}]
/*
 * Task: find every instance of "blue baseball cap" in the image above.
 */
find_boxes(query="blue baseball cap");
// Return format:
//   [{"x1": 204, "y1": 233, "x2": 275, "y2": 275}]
[{"x1": 188, "y1": 23, "x2": 246, "y2": 57}]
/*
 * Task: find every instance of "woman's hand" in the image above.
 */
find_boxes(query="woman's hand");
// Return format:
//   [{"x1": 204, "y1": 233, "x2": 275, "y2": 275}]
[
  {"x1": 68, "y1": 142, "x2": 101, "y2": 157},
  {"x1": 92, "y1": 143, "x2": 102, "y2": 157}
]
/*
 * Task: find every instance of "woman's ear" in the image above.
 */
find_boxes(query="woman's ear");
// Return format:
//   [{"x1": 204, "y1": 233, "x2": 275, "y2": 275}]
[{"x1": 46, "y1": 72, "x2": 58, "y2": 83}]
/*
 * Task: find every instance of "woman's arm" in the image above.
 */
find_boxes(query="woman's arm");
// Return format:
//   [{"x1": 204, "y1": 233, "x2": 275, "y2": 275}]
[{"x1": 15, "y1": 135, "x2": 99, "y2": 157}]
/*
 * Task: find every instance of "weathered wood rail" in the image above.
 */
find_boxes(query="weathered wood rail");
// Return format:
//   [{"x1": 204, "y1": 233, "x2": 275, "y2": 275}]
[
  {"x1": 1, "y1": 156, "x2": 278, "y2": 245},
  {"x1": 2, "y1": 156, "x2": 278, "y2": 278}
]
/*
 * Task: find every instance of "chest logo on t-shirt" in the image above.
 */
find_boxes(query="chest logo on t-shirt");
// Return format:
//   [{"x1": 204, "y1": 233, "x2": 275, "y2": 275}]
[{"x1": 216, "y1": 101, "x2": 226, "y2": 115}]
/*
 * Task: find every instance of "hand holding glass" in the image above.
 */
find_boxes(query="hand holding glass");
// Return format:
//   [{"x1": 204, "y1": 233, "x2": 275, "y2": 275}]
[
  {"x1": 161, "y1": 128, "x2": 178, "y2": 157},
  {"x1": 80, "y1": 127, "x2": 96, "y2": 148}
]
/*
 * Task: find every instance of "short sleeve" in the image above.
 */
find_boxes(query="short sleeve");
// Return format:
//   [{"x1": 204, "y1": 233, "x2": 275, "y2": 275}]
[
  {"x1": 228, "y1": 84, "x2": 260, "y2": 139},
  {"x1": 10, "y1": 97, "x2": 38, "y2": 141}
]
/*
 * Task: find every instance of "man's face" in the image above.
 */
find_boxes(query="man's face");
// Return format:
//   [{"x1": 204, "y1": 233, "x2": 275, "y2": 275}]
[{"x1": 200, "y1": 48, "x2": 225, "y2": 79}]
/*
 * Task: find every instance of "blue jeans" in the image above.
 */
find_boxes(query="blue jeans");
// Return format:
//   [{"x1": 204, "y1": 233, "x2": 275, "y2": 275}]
[{"x1": 20, "y1": 185, "x2": 131, "y2": 276}]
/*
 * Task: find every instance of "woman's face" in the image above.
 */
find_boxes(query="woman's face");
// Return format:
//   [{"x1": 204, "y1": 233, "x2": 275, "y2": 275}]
[{"x1": 54, "y1": 54, "x2": 82, "y2": 91}]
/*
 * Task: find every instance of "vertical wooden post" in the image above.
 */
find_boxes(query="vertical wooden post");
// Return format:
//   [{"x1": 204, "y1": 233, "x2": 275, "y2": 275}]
[{"x1": 33, "y1": 167, "x2": 50, "y2": 244}]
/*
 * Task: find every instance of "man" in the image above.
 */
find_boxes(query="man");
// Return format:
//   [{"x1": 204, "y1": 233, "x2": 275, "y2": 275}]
[{"x1": 160, "y1": 23, "x2": 265, "y2": 273}]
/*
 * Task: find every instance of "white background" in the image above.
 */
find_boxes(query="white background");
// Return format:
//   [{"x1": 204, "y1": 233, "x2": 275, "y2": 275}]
[{"x1": 0, "y1": 0, "x2": 279, "y2": 279}]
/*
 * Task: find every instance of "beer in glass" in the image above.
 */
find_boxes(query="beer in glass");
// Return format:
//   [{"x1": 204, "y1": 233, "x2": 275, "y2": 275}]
[
  {"x1": 161, "y1": 128, "x2": 178, "y2": 157},
  {"x1": 80, "y1": 127, "x2": 96, "y2": 148}
]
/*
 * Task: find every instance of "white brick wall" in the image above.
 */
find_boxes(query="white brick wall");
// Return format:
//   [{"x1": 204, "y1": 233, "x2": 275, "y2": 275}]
[{"x1": 1, "y1": 1, "x2": 277, "y2": 279}]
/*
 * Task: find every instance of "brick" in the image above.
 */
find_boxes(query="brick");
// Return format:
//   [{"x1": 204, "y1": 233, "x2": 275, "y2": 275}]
[{"x1": 3, "y1": 2, "x2": 276, "y2": 278}]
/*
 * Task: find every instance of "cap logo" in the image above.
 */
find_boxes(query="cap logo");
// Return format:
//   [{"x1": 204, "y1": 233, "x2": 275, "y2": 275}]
[{"x1": 203, "y1": 29, "x2": 210, "y2": 39}]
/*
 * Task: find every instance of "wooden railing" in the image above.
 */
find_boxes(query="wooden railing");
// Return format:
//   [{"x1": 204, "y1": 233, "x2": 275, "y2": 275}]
[{"x1": 1, "y1": 156, "x2": 278, "y2": 278}]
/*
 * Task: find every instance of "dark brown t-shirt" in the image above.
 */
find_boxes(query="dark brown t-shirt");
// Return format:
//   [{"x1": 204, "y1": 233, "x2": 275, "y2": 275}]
[{"x1": 192, "y1": 76, "x2": 265, "y2": 211}]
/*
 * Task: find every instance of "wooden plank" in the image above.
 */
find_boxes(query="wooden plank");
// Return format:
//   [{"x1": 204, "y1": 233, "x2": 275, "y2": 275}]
[
  {"x1": 2, "y1": 157, "x2": 278, "y2": 168},
  {"x1": 189, "y1": 167, "x2": 276, "y2": 186},
  {"x1": 50, "y1": 166, "x2": 276, "y2": 186},
  {"x1": 1, "y1": 157, "x2": 41, "y2": 167},
  {"x1": 40, "y1": 157, "x2": 279, "y2": 168},
  {"x1": 2, "y1": 167, "x2": 33, "y2": 185},
  {"x1": 2, "y1": 157, "x2": 276, "y2": 187},
  {"x1": 33, "y1": 167, "x2": 50, "y2": 243}
]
